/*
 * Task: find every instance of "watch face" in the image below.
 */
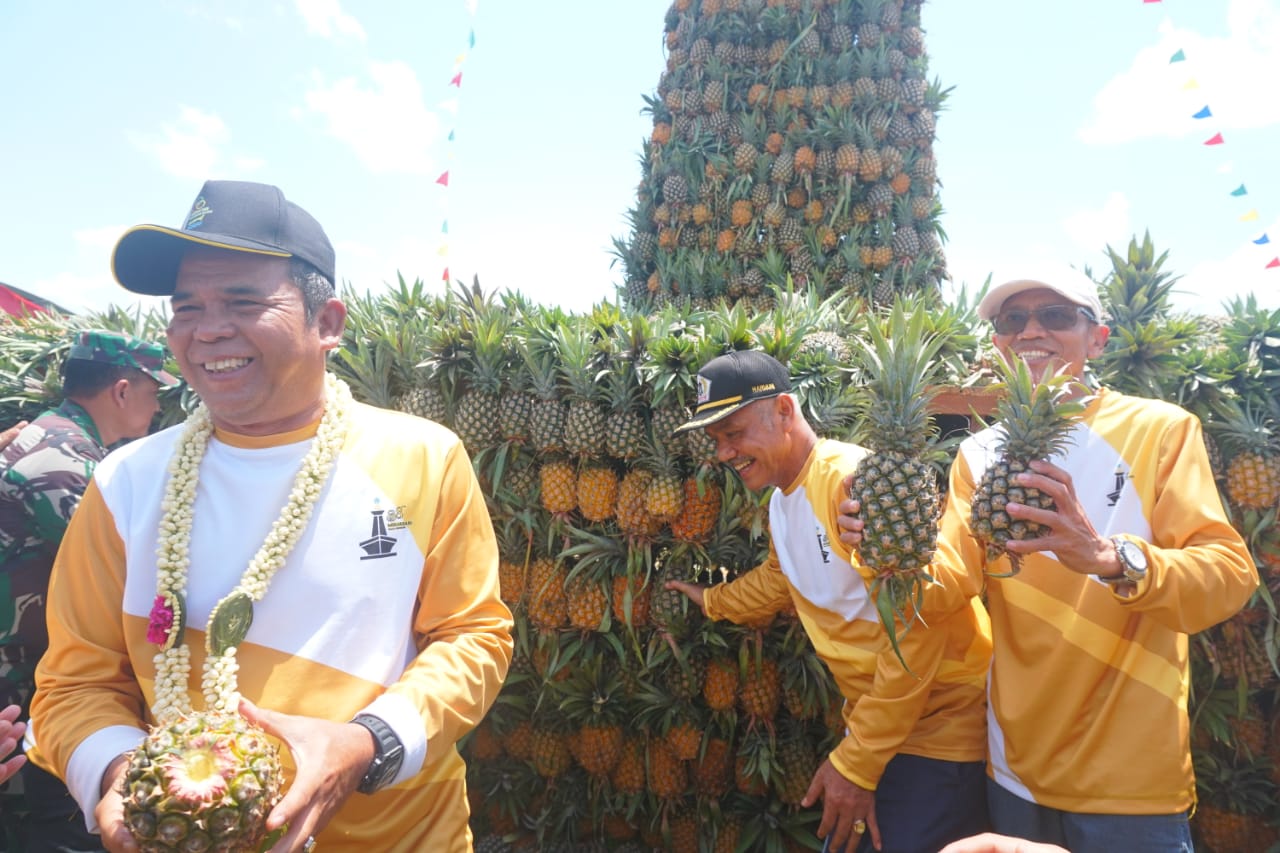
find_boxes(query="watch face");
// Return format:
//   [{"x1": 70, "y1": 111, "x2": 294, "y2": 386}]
[{"x1": 1118, "y1": 540, "x2": 1147, "y2": 572}]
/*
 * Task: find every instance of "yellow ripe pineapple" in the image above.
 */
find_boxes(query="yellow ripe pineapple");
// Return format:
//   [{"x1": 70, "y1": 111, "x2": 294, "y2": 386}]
[
  {"x1": 557, "y1": 653, "x2": 627, "y2": 779},
  {"x1": 617, "y1": 469, "x2": 662, "y2": 540},
  {"x1": 527, "y1": 556, "x2": 568, "y2": 634},
  {"x1": 703, "y1": 654, "x2": 740, "y2": 712},
  {"x1": 610, "y1": 734, "x2": 647, "y2": 795},
  {"x1": 1209, "y1": 396, "x2": 1280, "y2": 510},
  {"x1": 669, "y1": 476, "x2": 722, "y2": 542},
  {"x1": 539, "y1": 458, "x2": 578, "y2": 515},
  {"x1": 576, "y1": 464, "x2": 619, "y2": 523},
  {"x1": 970, "y1": 357, "x2": 1086, "y2": 573},
  {"x1": 646, "y1": 738, "x2": 687, "y2": 800}
]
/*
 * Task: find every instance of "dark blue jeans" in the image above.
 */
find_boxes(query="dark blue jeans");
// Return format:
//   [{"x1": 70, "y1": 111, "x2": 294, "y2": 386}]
[
  {"x1": 822, "y1": 753, "x2": 989, "y2": 853},
  {"x1": 988, "y1": 777, "x2": 1194, "y2": 853}
]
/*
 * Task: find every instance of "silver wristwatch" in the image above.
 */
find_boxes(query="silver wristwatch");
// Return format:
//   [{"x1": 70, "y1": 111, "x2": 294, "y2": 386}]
[{"x1": 1103, "y1": 536, "x2": 1148, "y2": 585}]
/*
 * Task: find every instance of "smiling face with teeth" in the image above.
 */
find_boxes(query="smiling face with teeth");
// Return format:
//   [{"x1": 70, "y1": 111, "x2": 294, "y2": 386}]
[
  {"x1": 991, "y1": 287, "x2": 1108, "y2": 391},
  {"x1": 703, "y1": 393, "x2": 815, "y2": 492},
  {"x1": 167, "y1": 249, "x2": 346, "y2": 435}
]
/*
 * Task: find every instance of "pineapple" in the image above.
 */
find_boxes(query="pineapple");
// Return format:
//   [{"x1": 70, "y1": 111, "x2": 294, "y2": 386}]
[
  {"x1": 523, "y1": 335, "x2": 568, "y2": 455},
  {"x1": 527, "y1": 555, "x2": 568, "y2": 635},
  {"x1": 453, "y1": 314, "x2": 507, "y2": 453},
  {"x1": 970, "y1": 356, "x2": 1086, "y2": 573},
  {"x1": 557, "y1": 326, "x2": 608, "y2": 459},
  {"x1": 848, "y1": 302, "x2": 948, "y2": 659},
  {"x1": 123, "y1": 712, "x2": 282, "y2": 853},
  {"x1": 668, "y1": 475, "x2": 722, "y2": 543},
  {"x1": 556, "y1": 653, "x2": 627, "y2": 779},
  {"x1": 1209, "y1": 395, "x2": 1280, "y2": 510},
  {"x1": 575, "y1": 464, "x2": 619, "y2": 523},
  {"x1": 539, "y1": 458, "x2": 578, "y2": 516}
]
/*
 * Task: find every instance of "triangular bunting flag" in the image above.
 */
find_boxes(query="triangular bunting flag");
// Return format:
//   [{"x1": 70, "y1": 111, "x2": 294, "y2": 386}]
[
  {"x1": 1169, "y1": 49, "x2": 1186, "y2": 62},
  {"x1": 1240, "y1": 209, "x2": 1259, "y2": 222},
  {"x1": 454, "y1": 53, "x2": 466, "y2": 65},
  {"x1": 437, "y1": 244, "x2": 449, "y2": 256},
  {"x1": 1182, "y1": 78, "x2": 1200, "y2": 90},
  {"x1": 436, "y1": 171, "x2": 450, "y2": 186},
  {"x1": 441, "y1": 221, "x2": 449, "y2": 234},
  {"x1": 1230, "y1": 184, "x2": 1248, "y2": 197},
  {"x1": 1267, "y1": 258, "x2": 1280, "y2": 269},
  {"x1": 1192, "y1": 106, "x2": 1212, "y2": 119},
  {"x1": 1145, "y1": 0, "x2": 1162, "y2": 4},
  {"x1": 1254, "y1": 234, "x2": 1271, "y2": 245},
  {"x1": 448, "y1": 129, "x2": 455, "y2": 142},
  {"x1": 450, "y1": 72, "x2": 462, "y2": 87},
  {"x1": 1203, "y1": 133, "x2": 1224, "y2": 145},
  {"x1": 442, "y1": 267, "x2": 450, "y2": 281},
  {"x1": 469, "y1": 29, "x2": 476, "y2": 48}
]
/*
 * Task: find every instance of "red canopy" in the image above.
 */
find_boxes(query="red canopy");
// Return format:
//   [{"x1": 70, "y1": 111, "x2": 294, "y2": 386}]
[{"x1": 0, "y1": 283, "x2": 54, "y2": 317}]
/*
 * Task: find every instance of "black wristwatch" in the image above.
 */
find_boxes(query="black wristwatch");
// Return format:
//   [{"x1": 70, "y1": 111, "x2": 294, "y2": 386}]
[
  {"x1": 352, "y1": 713, "x2": 405, "y2": 794},
  {"x1": 1103, "y1": 536, "x2": 1148, "y2": 585}
]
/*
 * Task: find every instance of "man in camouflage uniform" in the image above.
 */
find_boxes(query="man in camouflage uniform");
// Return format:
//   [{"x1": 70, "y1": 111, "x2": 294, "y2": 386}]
[{"x1": 0, "y1": 329, "x2": 176, "y2": 851}]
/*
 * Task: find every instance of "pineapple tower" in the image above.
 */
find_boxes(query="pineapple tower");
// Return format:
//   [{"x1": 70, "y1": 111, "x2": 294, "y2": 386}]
[{"x1": 615, "y1": 0, "x2": 948, "y2": 312}]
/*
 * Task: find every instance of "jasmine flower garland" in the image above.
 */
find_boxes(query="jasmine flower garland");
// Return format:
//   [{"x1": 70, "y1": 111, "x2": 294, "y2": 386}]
[{"x1": 148, "y1": 372, "x2": 352, "y2": 722}]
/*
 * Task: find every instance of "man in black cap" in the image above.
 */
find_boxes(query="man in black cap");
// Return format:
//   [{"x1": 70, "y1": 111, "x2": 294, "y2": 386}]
[
  {"x1": 28, "y1": 180, "x2": 511, "y2": 853},
  {"x1": 665, "y1": 349, "x2": 992, "y2": 853},
  {"x1": 0, "y1": 329, "x2": 176, "y2": 850}
]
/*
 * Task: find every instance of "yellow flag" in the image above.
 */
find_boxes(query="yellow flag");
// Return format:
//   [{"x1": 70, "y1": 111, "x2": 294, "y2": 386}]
[
  {"x1": 1240, "y1": 209, "x2": 1260, "y2": 222},
  {"x1": 1181, "y1": 78, "x2": 1199, "y2": 90}
]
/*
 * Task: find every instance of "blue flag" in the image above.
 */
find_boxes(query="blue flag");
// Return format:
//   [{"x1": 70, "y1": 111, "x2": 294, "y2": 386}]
[{"x1": 1192, "y1": 106, "x2": 1212, "y2": 119}]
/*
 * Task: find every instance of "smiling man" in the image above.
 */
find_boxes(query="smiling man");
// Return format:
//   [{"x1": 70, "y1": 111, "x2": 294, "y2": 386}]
[
  {"x1": 666, "y1": 350, "x2": 992, "y2": 853},
  {"x1": 26, "y1": 181, "x2": 512, "y2": 853},
  {"x1": 881, "y1": 269, "x2": 1257, "y2": 852}
]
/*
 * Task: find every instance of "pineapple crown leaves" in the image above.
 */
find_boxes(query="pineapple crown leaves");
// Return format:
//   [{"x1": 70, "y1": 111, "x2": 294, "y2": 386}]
[
  {"x1": 1206, "y1": 393, "x2": 1280, "y2": 457},
  {"x1": 1219, "y1": 293, "x2": 1280, "y2": 377},
  {"x1": 1097, "y1": 230, "x2": 1180, "y2": 329},
  {"x1": 849, "y1": 299, "x2": 948, "y2": 456},
  {"x1": 553, "y1": 323, "x2": 611, "y2": 402},
  {"x1": 990, "y1": 356, "x2": 1087, "y2": 462},
  {"x1": 640, "y1": 331, "x2": 703, "y2": 408}
]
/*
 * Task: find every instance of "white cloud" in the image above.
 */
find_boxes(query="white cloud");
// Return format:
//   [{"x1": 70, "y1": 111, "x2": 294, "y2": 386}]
[
  {"x1": 1078, "y1": 0, "x2": 1280, "y2": 144},
  {"x1": 32, "y1": 270, "x2": 167, "y2": 316},
  {"x1": 294, "y1": 0, "x2": 366, "y2": 41},
  {"x1": 303, "y1": 62, "x2": 440, "y2": 175},
  {"x1": 129, "y1": 107, "x2": 233, "y2": 180},
  {"x1": 1062, "y1": 192, "x2": 1132, "y2": 254},
  {"x1": 73, "y1": 225, "x2": 128, "y2": 252}
]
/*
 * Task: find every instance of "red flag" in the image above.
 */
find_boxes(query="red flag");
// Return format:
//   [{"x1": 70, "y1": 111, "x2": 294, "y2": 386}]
[
  {"x1": 435, "y1": 171, "x2": 450, "y2": 186},
  {"x1": 1267, "y1": 258, "x2": 1280, "y2": 269},
  {"x1": 1144, "y1": 0, "x2": 1161, "y2": 4},
  {"x1": 442, "y1": 266, "x2": 450, "y2": 281},
  {"x1": 1203, "y1": 133, "x2": 1224, "y2": 145},
  {"x1": 450, "y1": 72, "x2": 462, "y2": 87}
]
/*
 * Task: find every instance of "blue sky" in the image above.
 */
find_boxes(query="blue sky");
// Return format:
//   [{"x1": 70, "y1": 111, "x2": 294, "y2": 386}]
[{"x1": 2, "y1": 0, "x2": 1277, "y2": 319}]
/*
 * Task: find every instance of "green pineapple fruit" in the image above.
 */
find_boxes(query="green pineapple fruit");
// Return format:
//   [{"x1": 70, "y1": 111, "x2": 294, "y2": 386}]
[
  {"x1": 970, "y1": 357, "x2": 1085, "y2": 573},
  {"x1": 122, "y1": 712, "x2": 282, "y2": 853}
]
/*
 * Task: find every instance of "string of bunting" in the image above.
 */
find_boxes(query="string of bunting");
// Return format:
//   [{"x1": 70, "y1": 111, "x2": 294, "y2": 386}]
[
  {"x1": 436, "y1": 1, "x2": 479, "y2": 283},
  {"x1": 1148, "y1": 0, "x2": 1278, "y2": 269}
]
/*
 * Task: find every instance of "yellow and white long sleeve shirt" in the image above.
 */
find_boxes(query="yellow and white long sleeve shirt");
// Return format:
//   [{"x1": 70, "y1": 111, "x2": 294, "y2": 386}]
[
  {"x1": 29, "y1": 402, "x2": 513, "y2": 852},
  {"x1": 704, "y1": 439, "x2": 991, "y2": 791},
  {"x1": 939, "y1": 388, "x2": 1257, "y2": 815}
]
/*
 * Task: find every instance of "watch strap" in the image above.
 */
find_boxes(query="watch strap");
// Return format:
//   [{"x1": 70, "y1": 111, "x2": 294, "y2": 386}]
[{"x1": 352, "y1": 713, "x2": 405, "y2": 794}]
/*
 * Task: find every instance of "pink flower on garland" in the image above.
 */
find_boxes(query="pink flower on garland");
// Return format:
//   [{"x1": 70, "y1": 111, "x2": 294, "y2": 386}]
[{"x1": 147, "y1": 595, "x2": 174, "y2": 645}]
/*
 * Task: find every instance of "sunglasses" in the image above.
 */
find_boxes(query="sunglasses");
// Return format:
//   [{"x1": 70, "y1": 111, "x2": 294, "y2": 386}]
[{"x1": 992, "y1": 304, "x2": 1096, "y2": 336}]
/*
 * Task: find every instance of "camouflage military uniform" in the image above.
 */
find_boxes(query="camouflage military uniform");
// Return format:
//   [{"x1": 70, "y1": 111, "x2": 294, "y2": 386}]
[
  {"x1": 0, "y1": 330, "x2": 173, "y2": 851},
  {"x1": 0, "y1": 400, "x2": 105, "y2": 721}
]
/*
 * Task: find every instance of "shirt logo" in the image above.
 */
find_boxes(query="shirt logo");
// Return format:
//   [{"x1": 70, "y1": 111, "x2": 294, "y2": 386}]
[
  {"x1": 1106, "y1": 464, "x2": 1130, "y2": 507},
  {"x1": 815, "y1": 526, "x2": 831, "y2": 564},
  {"x1": 359, "y1": 499, "x2": 400, "y2": 560}
]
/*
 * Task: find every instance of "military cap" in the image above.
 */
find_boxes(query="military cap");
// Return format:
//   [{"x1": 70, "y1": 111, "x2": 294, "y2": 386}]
[{"x1": 67, "y1": 330, "x2": 179, "y2": 386}]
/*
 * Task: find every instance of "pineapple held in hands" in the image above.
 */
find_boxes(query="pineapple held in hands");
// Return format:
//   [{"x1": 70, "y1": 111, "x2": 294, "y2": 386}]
[
  {"x1": 969, "y1": 356, "x2": 1085, "y2": 573},
  {"x1": 848, "y1": 303, "x2": 947, "y2": 662},
  {"x1": 123, "y1": 711, "x2": 283, "y2": 853}
]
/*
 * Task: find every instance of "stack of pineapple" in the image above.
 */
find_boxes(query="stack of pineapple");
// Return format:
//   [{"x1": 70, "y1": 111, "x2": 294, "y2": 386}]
[
  {"x1": 613, "y1": 0, "x2": 948, "y2": 313},
  {"x1": 1095, "y1": 234, "x2": 1280, "y2": 852},
  {"x1": 364, "y1": 281, "x2": 884, "y2": 850}
]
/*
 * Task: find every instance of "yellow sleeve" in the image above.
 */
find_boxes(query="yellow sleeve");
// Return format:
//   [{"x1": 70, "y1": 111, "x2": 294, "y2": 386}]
[
  {"x1": 386, "y1": 439, "x2": 513, "y2": 767},
  {"x1": 703, "y1": 543, "x2": 792, "y2": 624},
  {"x1": 1115, "y1": 414, "x2": 1257, "y2": 631},
  {"x1": 31, "y1": 480, "x2": 147, "y2": 778}
]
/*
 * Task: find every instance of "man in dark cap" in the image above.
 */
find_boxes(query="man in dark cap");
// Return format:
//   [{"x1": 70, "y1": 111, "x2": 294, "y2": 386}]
[
  {"x1": 28, "y1": 180, "x2": 511, "y2": 853},
  {"x1": 665, "y1": 349, "x2": 992, "y2": 853},
  {"x1": 0, "y1": 329, "x2": 176, "y2": 849}
]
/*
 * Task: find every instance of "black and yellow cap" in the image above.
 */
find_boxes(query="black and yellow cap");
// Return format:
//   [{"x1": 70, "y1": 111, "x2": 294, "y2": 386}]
[
  {"x1": 673, "y1": 349, "x2": 791, "y2": 435},
  {"x1": 111, "y1": 180, "x2": 335, "y2": 295}
]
